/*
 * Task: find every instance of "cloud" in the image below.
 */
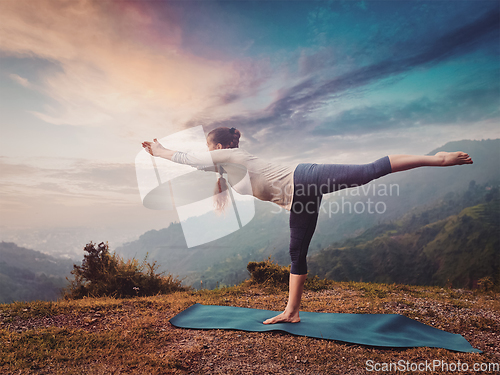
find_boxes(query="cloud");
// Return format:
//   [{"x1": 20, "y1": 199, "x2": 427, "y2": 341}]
[
  {"x1": 196, "y1": 8, "x2": 499, "y2": 144},
  {"x1": 0, "y1": 0, "x2": 250, "y2": 131},
  {"x1": 212, "y1": 58, "x2": 275, "y2": 106},
  {"x1": 297, "y1": 47, "x2": 338, "y2": 77},
  {"x1": 267, "y1": 9, "x2": 499, "y2": 123},
  {"x1": 174, "y1": 7, "x2": 499, "y2": 165},
  {"x1": 48, "y1": 161, "x2": 138, "y2": 191},
  {"x1": 9, "y1": 73, "x2": 30, "y2": 88},
  {"x1": 0, "y1": 159, "x2": 40, "y2": 177},
  {"x1": 0, "y1": 154, "x2": 177, "y2": 233},
  {"x1": 313, "y1": 85, "x2": 500, "y2": 136},
  {"x1": 0, "y1": 157, "x2": 138, "y2": 194},
  {"x1": 4, "y1": 0, "x2": 495, "y2": 143}
]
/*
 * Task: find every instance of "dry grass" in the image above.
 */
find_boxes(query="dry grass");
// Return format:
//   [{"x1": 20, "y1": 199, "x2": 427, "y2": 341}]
[{"x1": 1, "y1": 281, "x2": 499, "y2": 374}]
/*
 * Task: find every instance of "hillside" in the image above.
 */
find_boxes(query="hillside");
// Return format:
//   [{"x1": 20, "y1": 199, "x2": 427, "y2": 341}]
[
  {"x1": 116, "y1": 139, "x2": 500, "y2": 289},
  {"x1": 308, "y1": 186, "x2": 500, "y2": 288},
  {"x1": 0, "y1": 242, "x2": 75, "y2": 304},
  {"x1": 1, "y1": 281, "x2": 499, "y2": 374}
]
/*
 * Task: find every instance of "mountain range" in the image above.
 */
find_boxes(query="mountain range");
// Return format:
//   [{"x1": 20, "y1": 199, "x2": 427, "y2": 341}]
[
  {"x1": 0, "y1": 242, "x2": 75, "y2": 303},
  {"x1": 308, "y1": 185, "x2": 499, "y2": 288}
]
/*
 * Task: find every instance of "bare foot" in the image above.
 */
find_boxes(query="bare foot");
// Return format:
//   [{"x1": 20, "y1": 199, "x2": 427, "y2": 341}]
[
  {"x1": 263, "y1": 310, "x2": 300, "y2": 324},
  {"x1": 435, "y1": 151, "x2": 473, "y2": 166}
]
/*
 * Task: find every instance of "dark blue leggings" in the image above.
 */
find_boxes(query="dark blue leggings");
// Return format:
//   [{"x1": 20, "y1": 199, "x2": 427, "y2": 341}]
[{"x1": 289, "y1": 156, "x2": 393, "y2": 275}]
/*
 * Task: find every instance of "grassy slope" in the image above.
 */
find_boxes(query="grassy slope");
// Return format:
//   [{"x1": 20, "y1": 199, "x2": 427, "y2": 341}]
[{"x1": 1, "y1": 281, "x2": 499, "y2": 374}]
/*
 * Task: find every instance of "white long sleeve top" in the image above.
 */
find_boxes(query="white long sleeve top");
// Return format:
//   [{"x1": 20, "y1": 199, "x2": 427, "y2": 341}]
[{"x1": 172, "y1": 148, "x2": 297, "y2": 211}]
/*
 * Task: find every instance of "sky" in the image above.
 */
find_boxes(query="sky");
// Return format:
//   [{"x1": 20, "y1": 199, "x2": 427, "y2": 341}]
[{"x1": 0, "y1": 0, "x2": 499, "y2": 257}]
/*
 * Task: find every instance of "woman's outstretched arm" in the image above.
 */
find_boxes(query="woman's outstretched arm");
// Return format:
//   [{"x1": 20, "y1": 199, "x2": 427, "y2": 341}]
[
  {"x1": 389, "y1": 151, "x2": 472, "y2": 173},
  {"x1": 142, "y1": 139, "x2": 176, "y2": 160}
]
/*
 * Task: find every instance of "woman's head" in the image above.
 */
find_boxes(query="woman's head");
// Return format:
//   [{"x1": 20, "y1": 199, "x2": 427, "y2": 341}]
[{"x1": 207, "y1": 127, "x2": 241, "y2": 151}]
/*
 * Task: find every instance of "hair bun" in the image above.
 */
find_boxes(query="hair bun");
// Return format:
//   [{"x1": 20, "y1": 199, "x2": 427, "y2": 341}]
[{"x1": 207, "y1": 126, "x2": 240, "y2": 149}]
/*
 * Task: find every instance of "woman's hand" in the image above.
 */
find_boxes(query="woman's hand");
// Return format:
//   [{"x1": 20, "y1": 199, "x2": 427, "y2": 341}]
[{"x1": 142, "y1": 138, "x2": 166, "y2": 157}]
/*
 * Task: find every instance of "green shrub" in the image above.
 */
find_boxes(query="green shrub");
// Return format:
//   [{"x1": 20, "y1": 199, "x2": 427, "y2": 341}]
[
  {"x1": 477, "y1": 276, "x2": 499, "y2": 293},
  {"x1": 304, "y1": 275, "x2": 335, "y2": 291},
  {"x1": 246, "y1": 258, "x2": 335, "y2": 291},
  {"x1": 246, "y1": 258, "x2": 290, "y2": 289},
  {"x1": 64, "y1": 242, "x2": 187, "y2": 299}
]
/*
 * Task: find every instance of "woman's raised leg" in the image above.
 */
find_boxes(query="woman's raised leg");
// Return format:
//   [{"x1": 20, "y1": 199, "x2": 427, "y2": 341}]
[{"x1": 389, "y1": 152, "x2": 472, "y2": 173}]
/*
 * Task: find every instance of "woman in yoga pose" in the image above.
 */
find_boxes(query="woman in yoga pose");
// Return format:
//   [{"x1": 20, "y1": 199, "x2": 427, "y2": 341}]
[{"x1": 142, "y1": 127, "x2": 473, "y2": 324}]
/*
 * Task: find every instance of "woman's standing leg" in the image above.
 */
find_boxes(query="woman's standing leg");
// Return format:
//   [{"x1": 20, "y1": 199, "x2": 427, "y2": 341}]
[
  {"x1": 263, "y1": 159, "x2": 390, "y2": 324},
  {"x1": 264, "y1": 164, "x2": 323, "y2": 324},
  {"x1": 263, "y1": 194, "x2": 322, "y2": 324},
  {"x1": 264, "y1": 159, "x2": 392, "y2": 324}
]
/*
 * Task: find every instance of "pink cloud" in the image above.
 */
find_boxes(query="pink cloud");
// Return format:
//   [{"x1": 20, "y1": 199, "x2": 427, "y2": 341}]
[{"x1": 0, "y1": 0, "x2": 260, "y2": 131}]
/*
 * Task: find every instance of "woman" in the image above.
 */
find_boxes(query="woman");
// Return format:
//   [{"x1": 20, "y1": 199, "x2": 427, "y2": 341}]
[{"x1": 142, "y1": 127, "x2": 473, "y2": 324}]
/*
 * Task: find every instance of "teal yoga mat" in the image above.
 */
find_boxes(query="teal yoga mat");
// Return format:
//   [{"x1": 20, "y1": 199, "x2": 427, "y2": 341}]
[{"x1": 170, "y1": 304, "x2": 481, "y2": 353}]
